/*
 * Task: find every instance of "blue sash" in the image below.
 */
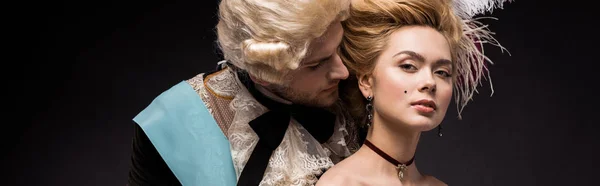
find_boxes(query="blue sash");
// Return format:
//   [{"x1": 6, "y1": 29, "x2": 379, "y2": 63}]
[{"x1": 133, "y1": 81, "x2": 237, "y2": 186}]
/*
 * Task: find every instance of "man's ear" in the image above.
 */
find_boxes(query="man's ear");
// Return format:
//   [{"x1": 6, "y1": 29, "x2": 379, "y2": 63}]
[
  {"x1": 358, "y1": 73, "x2": 374, "y2": 98},
  {"x1": 249, "y1": 74, "x2": 270, "y2": 87}
]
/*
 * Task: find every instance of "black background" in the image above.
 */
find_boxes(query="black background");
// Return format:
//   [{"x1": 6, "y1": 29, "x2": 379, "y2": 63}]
[{"x1": 9, "y1": 0, "x2": 598, "y2": 185}]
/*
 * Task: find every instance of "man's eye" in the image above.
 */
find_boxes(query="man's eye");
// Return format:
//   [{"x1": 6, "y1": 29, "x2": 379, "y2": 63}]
[{"x1": 309, "y1": 62, "x2": 322, "y2": 70}]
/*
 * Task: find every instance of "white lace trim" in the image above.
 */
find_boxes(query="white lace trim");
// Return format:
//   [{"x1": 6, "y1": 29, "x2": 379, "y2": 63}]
[
  {"x1": 203, "y1": 67, "x2": 352, "y2": 185},
  {"x1": 186, "y1": 73, "x2": 213, "y2": 115},
  {"x1": 206, "y1": 68, "x2": 240, "y2": 98}
]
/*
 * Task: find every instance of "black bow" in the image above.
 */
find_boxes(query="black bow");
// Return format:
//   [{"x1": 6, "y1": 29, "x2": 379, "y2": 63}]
[{"x1": 236, "y1": 71, "x2": 336, "y2": 186}]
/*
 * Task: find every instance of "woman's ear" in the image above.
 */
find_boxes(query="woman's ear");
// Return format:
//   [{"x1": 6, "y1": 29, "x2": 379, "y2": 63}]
[{"x1": 358, "y1": 73, "x2": 374, "y2": 98}]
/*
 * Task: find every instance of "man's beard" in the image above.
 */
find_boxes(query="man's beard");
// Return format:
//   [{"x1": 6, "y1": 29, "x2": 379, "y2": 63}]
[{"x1": 267, "y1": 84, "x2": 337, "y2": 108}]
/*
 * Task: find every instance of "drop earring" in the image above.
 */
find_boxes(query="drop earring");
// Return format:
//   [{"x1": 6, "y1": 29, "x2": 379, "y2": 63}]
[{"x1": 366, "y1": 96, "x2": 373, "y2": 128}]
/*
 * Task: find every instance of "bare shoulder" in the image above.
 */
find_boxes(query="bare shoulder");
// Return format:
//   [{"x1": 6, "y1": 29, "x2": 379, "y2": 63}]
[
  {"x1": 421, "y1": 175, "x2": 448, "y2": 186},
  {"x1": 316, "y1": 166, "x2": 351, "y2": 186},
  {"x1": 316, "y1": 159, "x2": 361, "y2": 186}
]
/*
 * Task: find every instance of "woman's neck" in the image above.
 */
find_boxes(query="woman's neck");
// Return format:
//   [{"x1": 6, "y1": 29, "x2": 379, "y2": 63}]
[{"x1": 360, "y1": 112, "x2": 424, "y2": 182}]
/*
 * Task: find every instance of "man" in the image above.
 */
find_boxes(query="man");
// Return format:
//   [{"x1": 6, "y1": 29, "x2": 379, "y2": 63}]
[{"x1": 127, "y1": 0, "x2": 357, "y2": 185}]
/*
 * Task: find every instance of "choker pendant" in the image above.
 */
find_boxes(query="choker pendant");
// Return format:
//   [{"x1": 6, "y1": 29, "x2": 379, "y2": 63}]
[
  {"x1": 397, "y1": 164, "x2": 407, "y2": 180},
  {"x1": 364, "y1": 139, "x2": 415, "y2": 182}
]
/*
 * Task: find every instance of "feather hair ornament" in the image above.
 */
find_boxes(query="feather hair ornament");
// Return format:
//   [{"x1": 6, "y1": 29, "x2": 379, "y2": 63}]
[
  {"x1": 450, "y1": 0, "x2": 513, "y2": 119},
  {"x1": 452, "y1": 0, "x2": 513, "y2": 18}
]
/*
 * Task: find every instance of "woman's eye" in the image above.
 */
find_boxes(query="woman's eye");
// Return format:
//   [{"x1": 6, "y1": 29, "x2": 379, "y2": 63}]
[
  {"x1": 399, "y1": 64, "x2": 417, "y2": 71},
  {"x1": 436, "y1": 70, "x2": 452, "y2": 77}
]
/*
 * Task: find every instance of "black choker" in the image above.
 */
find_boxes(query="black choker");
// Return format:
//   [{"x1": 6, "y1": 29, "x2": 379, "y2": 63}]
[{"x1": 364, "y1": 139, "x2": 415, "y2": 181}]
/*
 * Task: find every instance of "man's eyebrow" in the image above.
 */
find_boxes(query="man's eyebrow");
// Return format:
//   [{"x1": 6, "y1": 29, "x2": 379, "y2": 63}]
[{"x1": 304, "y1": 54, "x2": 332, "y2": 66}]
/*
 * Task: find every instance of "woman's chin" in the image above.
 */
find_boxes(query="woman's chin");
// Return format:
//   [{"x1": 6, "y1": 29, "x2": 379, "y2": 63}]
[{"x1": 403, "y1": 117, "x2": 440, "y2": 132}]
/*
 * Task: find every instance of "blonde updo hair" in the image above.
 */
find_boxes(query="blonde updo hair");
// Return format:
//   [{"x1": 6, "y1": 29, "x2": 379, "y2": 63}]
[
  {"x1": 339, "y1": 0, "x2": 505, "y2": 124},
  {"x1": 216, "y1": 0, "x2": 350, "y2": 85}
]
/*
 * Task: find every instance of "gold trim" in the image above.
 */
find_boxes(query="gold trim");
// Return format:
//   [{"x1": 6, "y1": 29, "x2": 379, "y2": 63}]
[{"x1": 203, "y1": 67, "x2": 235, "y2": 100}]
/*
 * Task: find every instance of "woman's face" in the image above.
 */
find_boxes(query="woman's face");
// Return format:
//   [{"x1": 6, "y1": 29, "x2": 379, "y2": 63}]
[{"x1": 360, "y1": 25, "x2": 453, "y2": 132}]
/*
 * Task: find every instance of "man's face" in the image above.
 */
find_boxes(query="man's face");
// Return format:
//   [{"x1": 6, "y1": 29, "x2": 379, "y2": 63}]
[{"x1": 267, "y1": 21, "x2": 349, "y2": 108}]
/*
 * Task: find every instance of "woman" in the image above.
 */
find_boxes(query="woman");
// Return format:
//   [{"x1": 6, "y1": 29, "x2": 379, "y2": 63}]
[{"x1": 317, "y1": 0, "x2": 508, "y2": 185}]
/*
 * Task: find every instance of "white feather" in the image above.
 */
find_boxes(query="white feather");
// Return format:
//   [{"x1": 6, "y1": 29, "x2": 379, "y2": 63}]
[
  {"x1": 452, "y1": 0, "x2": 513, "y2": 18},
  {"x1": 449, "y1": 0, "x2": 514, "y2": 118}
]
